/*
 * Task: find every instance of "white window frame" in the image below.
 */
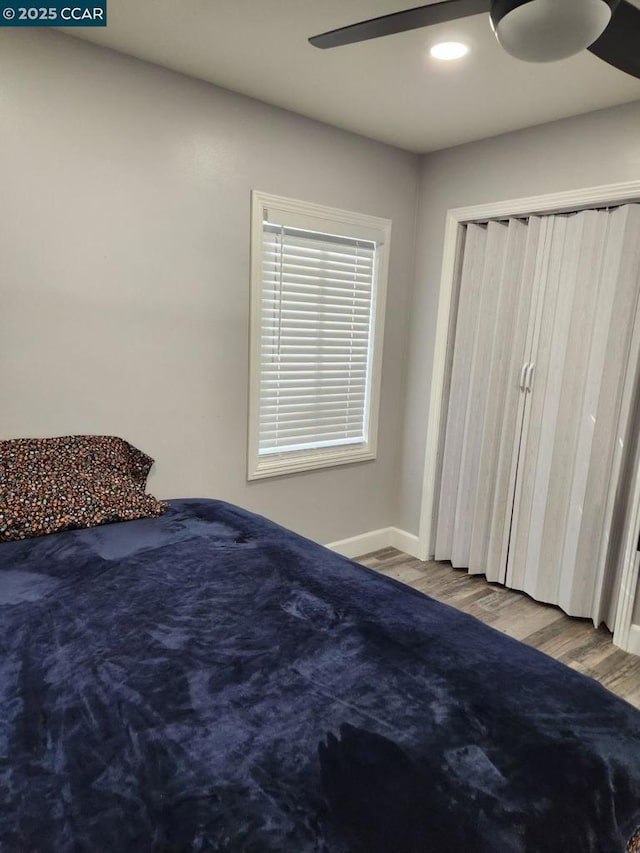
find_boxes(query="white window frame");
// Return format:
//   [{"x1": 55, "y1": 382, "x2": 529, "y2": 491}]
[{"x1": 248, "y1": 191, "x2": 391, "y2": 480}]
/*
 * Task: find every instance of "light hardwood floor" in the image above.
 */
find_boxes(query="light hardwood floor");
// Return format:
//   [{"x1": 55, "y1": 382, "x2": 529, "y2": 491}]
[{"x1": 357, "y1": 547, "x2": 640, "y2": 711}]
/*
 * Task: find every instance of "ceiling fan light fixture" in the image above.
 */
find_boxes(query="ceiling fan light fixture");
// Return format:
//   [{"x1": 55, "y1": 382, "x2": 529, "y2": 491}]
[
  {"x1": 490, "y1": 0, "x2": 613, "y2": 62},
  {"x1": 430, "y1": 41, "x2": 470, "y2": 60}
]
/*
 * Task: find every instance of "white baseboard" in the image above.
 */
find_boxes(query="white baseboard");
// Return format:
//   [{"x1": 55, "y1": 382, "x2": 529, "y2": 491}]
[
  {"x1": 326, "y1": 526, "x2": 421, "y2": 560},
  {"x1": 390, "y1": 527, "x2": 420, "y2": 558},
  {"x1": 627, "y1": 624, "x2": 640, "y2": 656}
]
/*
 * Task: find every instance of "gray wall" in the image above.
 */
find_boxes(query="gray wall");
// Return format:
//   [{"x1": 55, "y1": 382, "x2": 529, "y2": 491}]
[
  {"x1": 0, "y1": 29, "x2": 419, "y2": 545},
  {"x1": 399, "y1": 100, "x2": 640, "y2": 536}
]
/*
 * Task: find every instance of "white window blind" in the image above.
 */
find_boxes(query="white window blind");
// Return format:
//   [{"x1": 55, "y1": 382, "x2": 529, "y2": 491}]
[
  {"x1": 260, "y1": 224, "x2": 376, "y2": 455},
  {"x1": 248, "y1": 192, "x2": 391, "y2": 480}
]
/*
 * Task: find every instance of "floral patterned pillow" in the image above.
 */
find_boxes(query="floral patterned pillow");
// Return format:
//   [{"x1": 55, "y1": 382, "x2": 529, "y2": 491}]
[{"x1": 0, "y1": 435, "x2": 166, "y2": 542}]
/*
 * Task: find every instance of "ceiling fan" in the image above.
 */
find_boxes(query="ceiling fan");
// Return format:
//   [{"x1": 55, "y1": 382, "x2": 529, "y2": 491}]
[{"x1": 309, "y1": 0, "x2": 640, "y2": 80}]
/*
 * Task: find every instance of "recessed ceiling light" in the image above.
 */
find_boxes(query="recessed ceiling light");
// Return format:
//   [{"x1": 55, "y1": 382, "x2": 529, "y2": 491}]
[{"x1": 430, "y1": 41, "x2": 469, "y2": 61}]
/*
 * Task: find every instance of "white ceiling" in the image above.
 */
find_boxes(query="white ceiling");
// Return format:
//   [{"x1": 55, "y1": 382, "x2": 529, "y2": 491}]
[{"x1": 64, "y1": 0, "x2": 640, "y2": 153}]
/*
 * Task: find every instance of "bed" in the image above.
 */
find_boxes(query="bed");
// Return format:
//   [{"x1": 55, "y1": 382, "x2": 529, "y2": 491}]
[{"x1": 1, "y1": 497, "x2": 640, "y2": 852}]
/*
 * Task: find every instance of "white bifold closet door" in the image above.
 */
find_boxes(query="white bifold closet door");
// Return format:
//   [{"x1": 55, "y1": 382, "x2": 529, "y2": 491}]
[
  {"x1": 435, "y1": 217, "x2": 541, "y2": 580},
  {"x1": 435, "y1": 204, "x2": 640, "y2": 627}
]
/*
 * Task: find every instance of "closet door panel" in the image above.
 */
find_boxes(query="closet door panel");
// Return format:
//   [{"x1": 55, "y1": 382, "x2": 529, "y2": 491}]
[
  {"x1": 470, "y1": 218, "x2": 536, "y2": 581},
  {"x1": 509, "y1": 204, "x2": 640, "y2": 620},
  {"x1": 571, "y1": 205, "x2": 640, "y2": 621},
  {"x1": 507, "y1": 215, "x2": 570, "y2": 595},
  {"x1": 435, "y1": 224, "x2": 487, "y2": 562},
  {"x1": 531, "y1": 211, "x2": 609, "y2": 606},
  {"x1": 597, "y1": 272, "x2": 640, "y2": 628},
  {"x1": 495, "y1": 218, "x2": 552, "y2": 585},
  {"x1": 451, "y1": 221, "x2": 510, "y2": 569}
]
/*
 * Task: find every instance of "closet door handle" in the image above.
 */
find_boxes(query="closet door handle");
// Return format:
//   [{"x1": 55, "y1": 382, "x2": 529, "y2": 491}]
[
  {"x1": 525, "y1": 362, "x2": 535, "y2": 392},
  {"x1": 519, "y1": 363, "x2": 529, "y2": 391}
]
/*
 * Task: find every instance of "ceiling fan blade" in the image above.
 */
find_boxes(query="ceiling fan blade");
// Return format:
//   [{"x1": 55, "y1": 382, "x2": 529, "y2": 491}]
[
  {"x1": 309, "y1": 0, "x2": 491, "y2": 49},
  {"x1": 588, "y1": 0, "x2": 640, "y2": 79}
]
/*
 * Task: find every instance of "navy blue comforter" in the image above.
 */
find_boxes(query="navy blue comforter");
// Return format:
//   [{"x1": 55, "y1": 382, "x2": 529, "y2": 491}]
[{"x1": 1, "y1": 499, "x2": 639, "y2": 852}]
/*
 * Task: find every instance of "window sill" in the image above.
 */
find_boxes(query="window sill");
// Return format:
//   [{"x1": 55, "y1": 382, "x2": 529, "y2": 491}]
[{"x1": 247, "y1": 445, "x2": 376, "y2": 480}]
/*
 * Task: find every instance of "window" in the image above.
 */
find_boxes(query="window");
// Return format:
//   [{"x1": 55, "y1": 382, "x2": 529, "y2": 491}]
[{"x1": 248, "y1": 192, "x2": 391, "y2": 480}]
